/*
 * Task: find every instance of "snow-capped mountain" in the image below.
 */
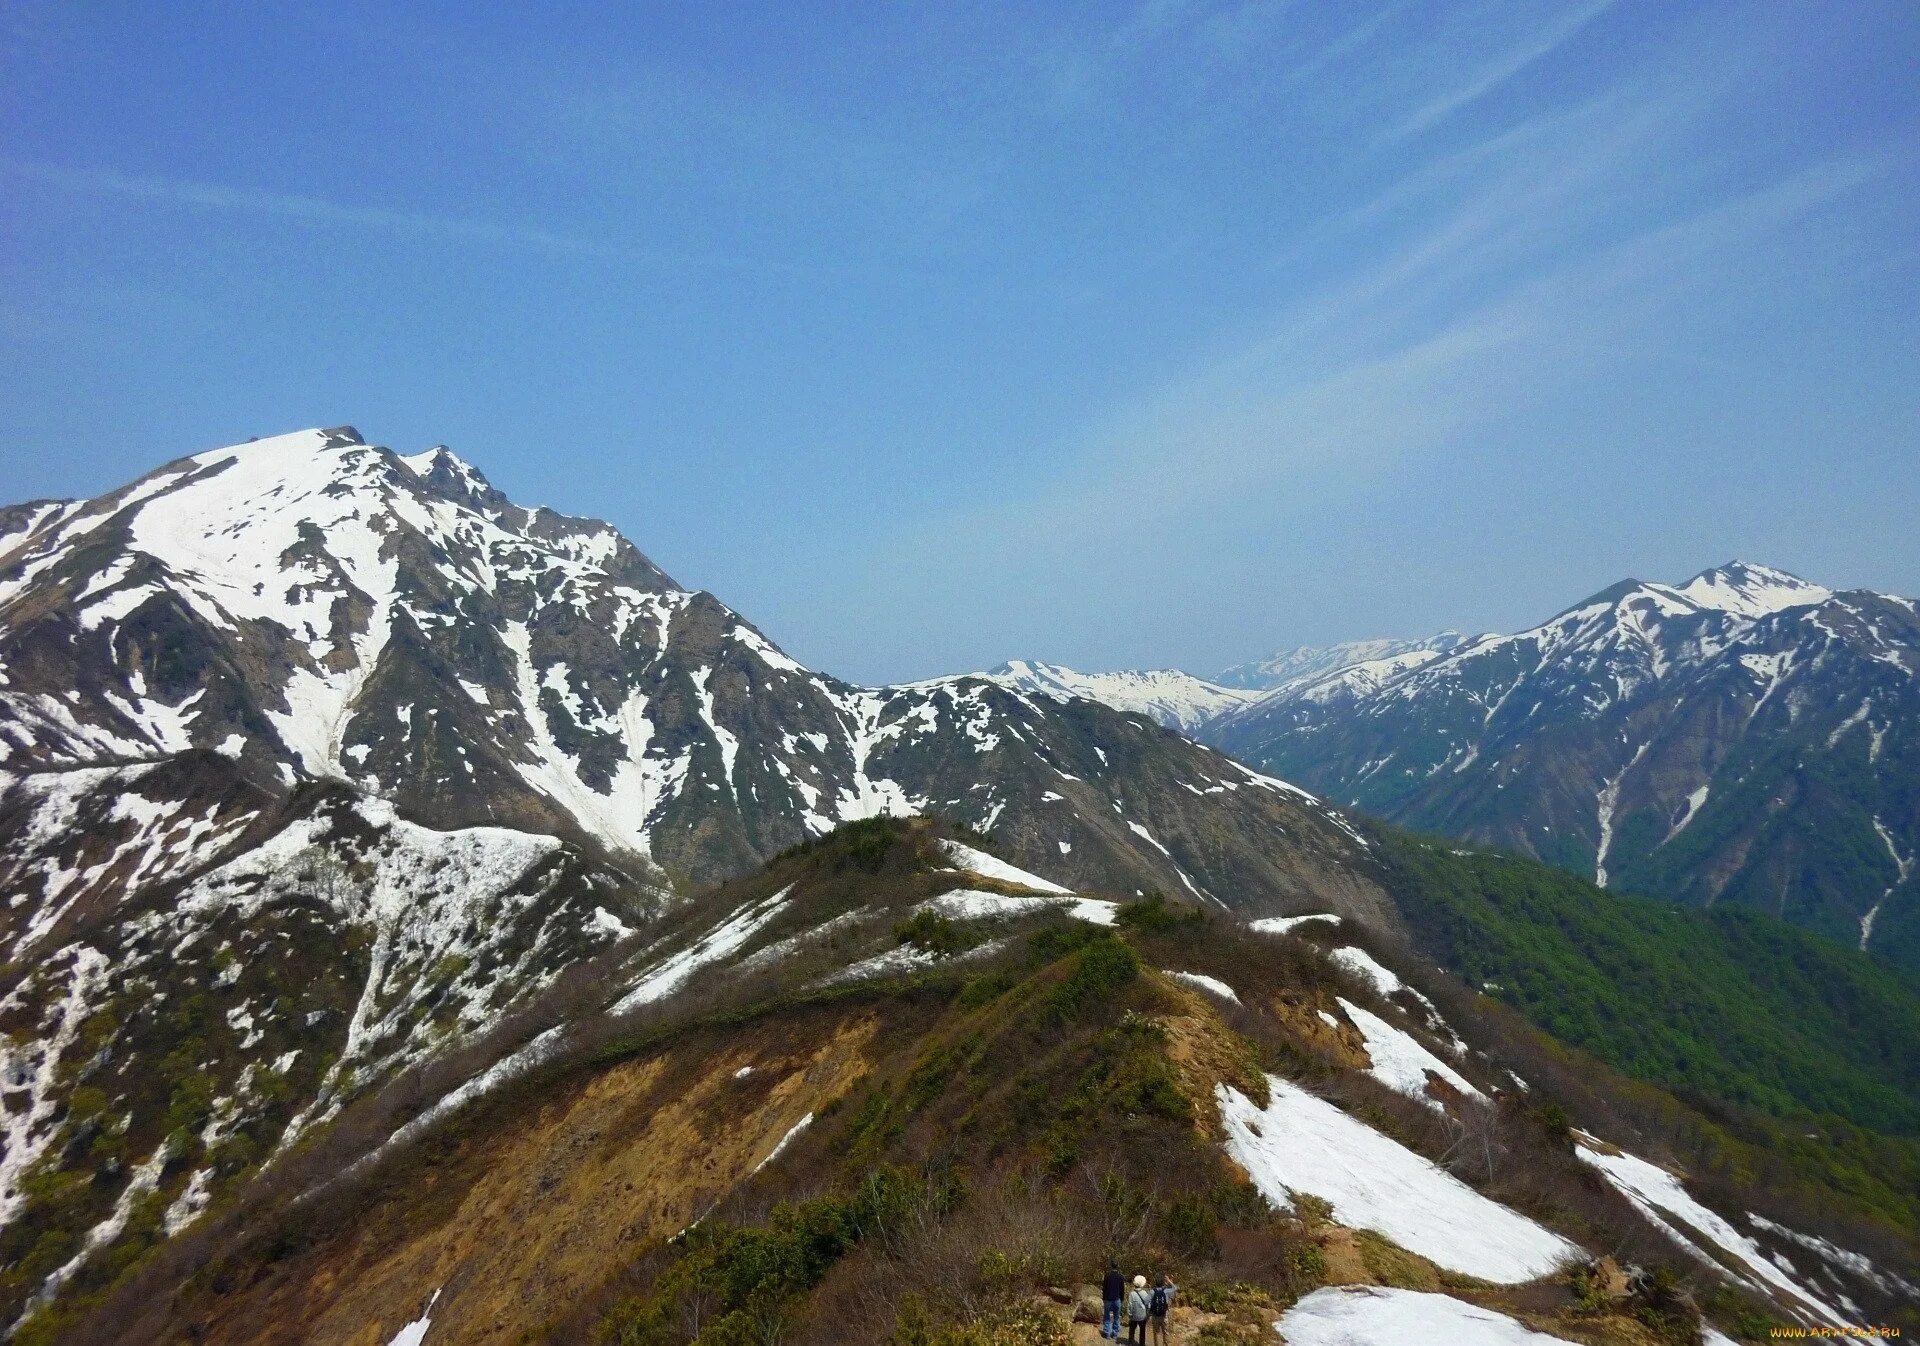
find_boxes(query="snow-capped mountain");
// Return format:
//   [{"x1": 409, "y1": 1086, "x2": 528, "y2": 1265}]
[
  {"x1": 975, "y1": 659, "x2": 1255, "y2": 732},
  {"x1": 0, "y1": 428, "x2": 1380, "y2": 901},
  {"x1": 1214, "y1": 633, "x2": 1471, "y2": 691},
  {"x1": 0, "y1": 427, "x2": 1402, "y2": 1278},
  {"x1": 1204, "y1": 563, "x2": 1920, "y2": 969}
]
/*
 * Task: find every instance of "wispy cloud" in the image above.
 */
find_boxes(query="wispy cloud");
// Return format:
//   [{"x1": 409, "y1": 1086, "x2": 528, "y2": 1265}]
[
  {"x1": 1286, "y1": 0, "x2": 1411, "y2": 84},
  {"x1": 871, "y1": 118, "x2": 1905, "y2": 655},
  {"x1": 4, "y1": 159, "x2": 815, "y2": 276},
  {"x1": 1045, "y1": 0, "x2": 1203, "y2": 113},
  {"x1": 1383, "y1": 0, "x2": 1618, "y2": 142}
]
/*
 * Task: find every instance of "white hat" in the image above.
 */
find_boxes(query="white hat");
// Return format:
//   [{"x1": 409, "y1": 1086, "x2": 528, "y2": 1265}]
[{"x1": 1134, "y1": 1275, "x2": 1147, "y2": 1287}]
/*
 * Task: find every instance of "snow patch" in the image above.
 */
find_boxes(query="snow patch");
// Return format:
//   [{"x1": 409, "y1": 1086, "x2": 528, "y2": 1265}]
[
  {"x1": 1164, "y1": 970, "x2": 1240, "y2": 1004},
  {"x1": 1277, "y1": 1286, "x2": 1579, "y2": 1345},
  {"x1": 386, "y1": 1287, "x2": 441, "y2": 1346},
  {"x1": 750, "y1": 1113, "x2": 814, "y2": 1177},
  {"x1": 615, "y1": 886, "x2": 793, "y2": 1012},
  {"x1": 1250, "y1": 913, "x2": 1340, "y2": 935},
  {"x1": 1338, "y1": 998, "x2": 1482, "y2": 1108},
  {"x1": 936, "y1": 840, "x2": 1070, "y2": 894},
  {"x1": 1219, "y1": 1077, "x2": 1577, "y2": 1283},
  {"x1": 918, "y1": 887, "x2": 1118, "y2": 927},
  {"x1": 1575, "y1": 1139, "x2": 1852, "y2": 1326}
]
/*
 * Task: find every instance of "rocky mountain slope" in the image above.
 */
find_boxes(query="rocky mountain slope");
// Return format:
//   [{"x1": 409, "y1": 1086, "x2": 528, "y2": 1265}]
[
  {"x1": 0, "y1": 427, "x2": 1402, "y2": 1332},
  {"x1": 0, "y1": 427, "x2": 1382, "y2": 909},
  {"x1": 40, "y1": 821, "x2": 1918, "y2": 1344},
  {"x1": 1203, "y1": 564, "x2": 1920, "y2": 971}
]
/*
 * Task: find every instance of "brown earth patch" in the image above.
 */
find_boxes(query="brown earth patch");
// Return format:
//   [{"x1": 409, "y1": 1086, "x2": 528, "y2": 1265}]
[
  {"x1": 186, "y1": 1010, "x2": 880, "y2": 1346},
  {"x1": 1267, "y1": 991, "x2": 1371, "y2": 1072},
  {"x1": 1150, "y1": 982, "x2": 1266, "y2": 1137},
  {"x1": 1314, "y1": 1224, "x2": 1370, "y2": 1285}
]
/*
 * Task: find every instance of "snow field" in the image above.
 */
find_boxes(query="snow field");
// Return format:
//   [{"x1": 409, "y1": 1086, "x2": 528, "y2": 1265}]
[
  {"x1": 1218, "y1": 1076, "x2": 1578, "y2": 1284},
  {"x1": 1275, "y1": 1286, "x2": 1579, "y2": 1345},
  {"x1": 1573, "y1": 1140, "x2": 1854, "y2": 1326}
]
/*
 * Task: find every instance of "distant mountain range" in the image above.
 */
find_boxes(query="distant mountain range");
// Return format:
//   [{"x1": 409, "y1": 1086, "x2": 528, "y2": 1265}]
[
  {"x1": 1213, "y1": 633, "x2": 1472, "y2": 691},
  {"x1": 979, "y1": 563, "x2": 1920, "y2": 971}
]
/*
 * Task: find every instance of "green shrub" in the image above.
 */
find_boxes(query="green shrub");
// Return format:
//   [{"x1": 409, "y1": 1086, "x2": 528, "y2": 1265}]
[
  {"x1": 1046, "y1": 936, "x2": 1140, "y2": 1020},
  {"x1": 1116, "y1": 894, "x2": 1205, "y2": 935},
  {"x1": 602, "y1": 1167, "x2": 949, "y2": 1344},
  {"x1": 1207, "y1": 1177, "x2": 1274, "y2": 1229},
  {"x1": 1291, "y1": 1193, "x2": 1334, "y2": 1226},
  {"x1": 896, "y1": 912, "x2": 980, "y2": 957},
  {"x1": 957, "y1": 971, "x2": 1016, "y2": 1010},
  {"x1": 1162, "y1": 1194, "x2": 1218, "y2": 1258}
]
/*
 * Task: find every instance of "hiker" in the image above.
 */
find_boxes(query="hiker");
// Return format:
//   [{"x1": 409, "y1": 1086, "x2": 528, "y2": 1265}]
[
  {"x1": 1125, "y1": 1274, "x2": 1151, "y2": 1344},
  {"x1": 1148, "y1": 1273, "x2": 1178, "y2": 1345},
  {"x1": 1101, "y1": 1259, "x2": 1125, "y2": 1339}
]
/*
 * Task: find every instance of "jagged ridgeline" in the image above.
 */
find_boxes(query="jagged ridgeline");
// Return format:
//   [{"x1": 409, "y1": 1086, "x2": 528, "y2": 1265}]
[
  {"x1": 41, "y1": 821, "x2": 1920, "y2": 1344},
  {"x1": 0, "y1": 430, "x2": 1915, "y2": 1342},
  {"x1": 1196, "y1": 566, "x2": 1920, "y2": 971}
]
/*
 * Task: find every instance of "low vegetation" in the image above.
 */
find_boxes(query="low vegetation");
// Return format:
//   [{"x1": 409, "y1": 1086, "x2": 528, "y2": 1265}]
[{"x1": 47, "y1": 820, "x2": 1919, "y2": 1344}]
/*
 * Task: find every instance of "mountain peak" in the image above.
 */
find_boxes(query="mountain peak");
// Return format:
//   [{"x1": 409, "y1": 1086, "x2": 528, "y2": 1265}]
[
  {"x1": 1673, "y1": 561, "x2": 1831, "y2": 618},
  {"x1": 400, "y1": 443, "x2": 504, "y2": 510},
  {"x1": 1215, "y1": 634, "x2": 1471, "y2": 691}
]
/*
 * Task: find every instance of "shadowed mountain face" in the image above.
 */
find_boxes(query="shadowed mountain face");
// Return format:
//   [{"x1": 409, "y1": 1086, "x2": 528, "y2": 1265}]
[{"x1": 1201, "y1": 564, "x2": 1920, "y2": 971}]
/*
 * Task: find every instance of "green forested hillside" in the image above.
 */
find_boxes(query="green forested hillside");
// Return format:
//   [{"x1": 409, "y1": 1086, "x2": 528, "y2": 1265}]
[{"x1": 1376, "y1": 831, "x2": 1920, "y2": 1136}]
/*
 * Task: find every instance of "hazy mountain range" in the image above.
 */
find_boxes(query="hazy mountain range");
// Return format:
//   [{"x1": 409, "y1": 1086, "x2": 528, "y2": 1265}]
[{"x1": 986, "y1": 563, "x2": 1919, "y2": 971}]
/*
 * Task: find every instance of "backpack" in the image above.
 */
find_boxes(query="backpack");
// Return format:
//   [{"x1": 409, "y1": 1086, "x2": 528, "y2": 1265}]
[{"x1": 1149, "y1": 1286, "x2": 1169, "y2": 1316}]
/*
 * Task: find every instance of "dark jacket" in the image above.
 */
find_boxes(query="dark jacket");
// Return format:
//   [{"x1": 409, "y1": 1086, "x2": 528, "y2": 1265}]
[{"x1": 1103, "y1": 1269, "x2": 1124, "y2": 1301}]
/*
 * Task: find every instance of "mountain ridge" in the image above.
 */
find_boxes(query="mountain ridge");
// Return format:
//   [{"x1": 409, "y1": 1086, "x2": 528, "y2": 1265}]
[
  {"x1": 0, "y1": 426, "x2": 1386, "y2": 907},
  {"x1": 1202, "y1": 561, "x2": 1920, "y2": 968},
  {"x1": 0, "y1": 425, "x2": 1413, "y2": 1328},
  {"x1": 981, "y1": 562, "x2": 1919, "y2": 970}
]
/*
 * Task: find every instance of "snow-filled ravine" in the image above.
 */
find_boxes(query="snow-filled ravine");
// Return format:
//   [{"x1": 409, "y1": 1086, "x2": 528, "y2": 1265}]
[
  {"x1": 1275, "y1": 1286, "x2": 1578, "y2": 1345},
  {"x1": 1573, "y1": 1138, "x2": 1855, "y2": 1327},
  {"x1": 1218, "y1": 1076, "x2": 1578, "y2": 1284}
]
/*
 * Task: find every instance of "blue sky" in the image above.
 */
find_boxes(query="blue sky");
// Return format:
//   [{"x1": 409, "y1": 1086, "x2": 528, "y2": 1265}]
[{"x1": 3, "y1": 0, "x2": 1917, "y2": 683}]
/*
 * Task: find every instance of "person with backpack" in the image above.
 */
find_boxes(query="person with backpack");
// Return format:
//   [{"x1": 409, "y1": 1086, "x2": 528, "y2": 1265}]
[
  {"x1": 1101, "y1": 1259, "x2": 1125, "y2": 1339},
  {"x1": 1125, "y1": 1274, "x2": 1151, "y2": 1344},
  {"x1": 1148, "y1": 1274, "x2": 1177, "y2": 1344}
]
